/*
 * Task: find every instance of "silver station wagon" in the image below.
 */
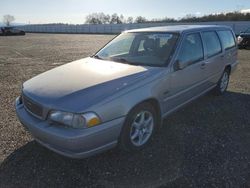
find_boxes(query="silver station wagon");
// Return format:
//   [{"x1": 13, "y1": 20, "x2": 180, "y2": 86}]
[{"x1": 15, "y1": 25, "x2": 238, "y2": 158}]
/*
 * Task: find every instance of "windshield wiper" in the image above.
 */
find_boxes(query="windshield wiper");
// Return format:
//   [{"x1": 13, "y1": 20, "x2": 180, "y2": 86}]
[
  {"x1": 92, "y1": 54, "x2": 103, "y2": 60},
  {"x1": 112, "y1": 57, "x2": 138, "y2": 65},
  {"x1": 114, "y1": 58, "x2": 130, "y2": 63},
  {"x1": 93, "y1": 56, "x2": 141, "y2": 66}
]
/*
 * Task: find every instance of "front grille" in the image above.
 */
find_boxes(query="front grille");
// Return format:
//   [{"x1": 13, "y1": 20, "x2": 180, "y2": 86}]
[{"x1": 22, "y1": 94, "x2": 43, "y2": 118}]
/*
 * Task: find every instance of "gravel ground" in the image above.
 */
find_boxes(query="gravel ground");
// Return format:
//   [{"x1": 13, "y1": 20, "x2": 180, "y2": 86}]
[{"x1": 0, "y1": 33, "x2": 249, "y2": 188}]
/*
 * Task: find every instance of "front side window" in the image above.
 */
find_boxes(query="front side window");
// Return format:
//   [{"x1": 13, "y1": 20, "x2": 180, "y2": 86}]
[
  {"x1": 201, "y1": 31, "x2": 222, "y2": 57},
  {"x1": 95, "y1": 32, "x2": 179, "y2": 67},
  {"x1": 177, "y1": 33, "x2": 204, "y2": 65},
  {"x1": 217, "y1": 30, "x2": 236, "y2": 50}
]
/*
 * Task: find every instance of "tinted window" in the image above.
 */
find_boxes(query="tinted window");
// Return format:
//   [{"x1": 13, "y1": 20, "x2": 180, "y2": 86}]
[
  {"x1": 245, "y1": 28, "x2": 250, "y2": 33},
  {"x1": 217, "y1": 30, "x2": 236, "y2": 50},
  {"x1": 202, "y1": 31, "x2": 222, "y2": 57},
  {"x1": 178, "y1": 33, "x2": 203, "y2": 65}
]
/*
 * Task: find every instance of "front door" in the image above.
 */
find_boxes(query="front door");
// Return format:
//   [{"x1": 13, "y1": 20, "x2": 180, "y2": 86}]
[{"x1": 163, "y1": 32, "x2": 207, "y2": 114}]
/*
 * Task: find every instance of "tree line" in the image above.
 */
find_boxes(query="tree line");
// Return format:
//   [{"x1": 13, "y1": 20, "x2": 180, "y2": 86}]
[
  {"x1": 85, "y1": 13, "x2": 147, "y2": 24},
  {"x1": 2, "y1": 11, "x2": 250, "y2": 27},
  {"x1": 85, "y1": 12, "x2": 250, "y2": 24},
  {"x1": 181, "y1": 12, "x2": 250, "y2": 22}
]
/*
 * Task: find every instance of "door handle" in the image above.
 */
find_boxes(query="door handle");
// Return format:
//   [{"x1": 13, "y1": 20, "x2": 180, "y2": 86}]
[{"x1": 200, "y1": 62, "x2": 206, "y2": 69}]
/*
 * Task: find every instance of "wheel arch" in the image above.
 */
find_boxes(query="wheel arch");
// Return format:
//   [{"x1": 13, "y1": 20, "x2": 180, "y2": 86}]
[
  {"x1": 118, "y1": 97, "x2": 162, "y2": 151},
  {"x1": 126, "y1": 98, "x2": 163, "y2": 128},
  {"x1": 225, "y1": 64, "x2": 232, "y2": 74}
]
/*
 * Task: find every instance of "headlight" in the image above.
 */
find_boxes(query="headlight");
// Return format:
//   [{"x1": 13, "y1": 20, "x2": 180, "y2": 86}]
[
  {"x1": 48, "y1": 111, "x2": 101, "y2": 129},
  {"x1": 237, "y1": 36, "x2": 243, "y2": 44}
]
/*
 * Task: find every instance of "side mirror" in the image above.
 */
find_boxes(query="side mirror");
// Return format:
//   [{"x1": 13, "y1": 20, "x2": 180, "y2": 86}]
[{"x1": 175, "y1": 60, "x2": 188, "y2": 70}]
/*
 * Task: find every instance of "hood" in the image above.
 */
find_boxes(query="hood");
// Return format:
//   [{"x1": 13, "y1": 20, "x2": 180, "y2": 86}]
[{"x1": 23, "y1": 57, "x2": 161, "y2": 111}]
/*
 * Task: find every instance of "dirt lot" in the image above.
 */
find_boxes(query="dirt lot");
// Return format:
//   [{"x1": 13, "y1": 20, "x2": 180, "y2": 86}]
[{"x1": 0, "y1": 33, "x2": 250, "y2": 188}]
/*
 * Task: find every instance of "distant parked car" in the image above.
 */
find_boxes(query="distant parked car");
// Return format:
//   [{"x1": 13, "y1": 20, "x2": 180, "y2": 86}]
[
  {"x1": 16, "y1": 25, "x2": 238, "y2": 159},
  {"x1": 237, "y1": 28, "x2": 250, "y2": 49},
  {"x1": 0, "y1": 27, "x2": 25, "y2": 36}
]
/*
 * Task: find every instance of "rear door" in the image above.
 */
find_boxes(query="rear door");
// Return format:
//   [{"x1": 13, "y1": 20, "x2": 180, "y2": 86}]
[
  {"x1": 163, "y1": 32, "x2": 206, "y2": 113},
  {"x1": 217, "y1": 29, "x2": 237, "y2": 67},
  {"x1": 200, "y1": 31, "x2": 224, "y2": 87}
]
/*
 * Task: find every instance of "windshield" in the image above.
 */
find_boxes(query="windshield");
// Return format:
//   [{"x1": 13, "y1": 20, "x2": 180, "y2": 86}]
[
  {"x1": 245, "y1": 28, "x2": 250, "y2": 33},
  {"x1": 94, "y1": 32, "x2": 179, "y2": 67}
]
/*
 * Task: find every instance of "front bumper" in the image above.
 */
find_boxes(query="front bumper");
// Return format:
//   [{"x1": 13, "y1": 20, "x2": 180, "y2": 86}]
[
  {"x1": 15, "y1": 97, "x2": 125, "y2": 159},
  {"x1": 238, "y1": 39, "x2": 249, "y2": 48}
]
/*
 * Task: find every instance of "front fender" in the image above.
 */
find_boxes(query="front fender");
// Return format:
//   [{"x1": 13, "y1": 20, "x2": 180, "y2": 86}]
[{"x1": 87, "y1": 74, "x2": 168, "y2": 123}]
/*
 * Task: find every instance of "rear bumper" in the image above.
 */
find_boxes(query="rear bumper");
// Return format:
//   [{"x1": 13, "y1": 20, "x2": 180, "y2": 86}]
[{"x1": 15, "y1": 97, "x2": 125, "y2": 159}]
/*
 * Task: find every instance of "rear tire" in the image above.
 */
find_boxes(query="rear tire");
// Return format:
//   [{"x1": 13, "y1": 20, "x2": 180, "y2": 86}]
[
  {"x1": 213, "y1": 69, "x2": 230, "y2": 95},
  {"x1": 119, "y1": 102, "x2": 158, "y2": 152}
]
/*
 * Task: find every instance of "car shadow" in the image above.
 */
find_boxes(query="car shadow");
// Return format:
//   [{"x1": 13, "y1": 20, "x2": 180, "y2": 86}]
[{"x1": 1, "y1": 91, "x2": 250, "y2": 188}]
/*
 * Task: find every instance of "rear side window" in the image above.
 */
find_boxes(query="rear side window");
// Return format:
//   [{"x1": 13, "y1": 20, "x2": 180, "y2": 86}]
[
  {"x1": 201, "y1": 31, "x2": 222, "y2": 58},
  {"x1": 178, "y1": 33, "x2": 204, "y2": 64},
  {"x1": 217, "y1": 30, "x2": 236, "y2": 50}
]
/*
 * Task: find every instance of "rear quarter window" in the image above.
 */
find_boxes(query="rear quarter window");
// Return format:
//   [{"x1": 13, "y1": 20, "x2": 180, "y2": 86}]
[
  {"x1": 217, "y1": 30, "x2": 236, "y2": 50},
  {"x1": 201, "y1": 31, "x2": 222, "y2": 58}
]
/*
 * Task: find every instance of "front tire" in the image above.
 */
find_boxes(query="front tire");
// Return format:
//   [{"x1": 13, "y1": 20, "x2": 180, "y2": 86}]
[
  {"x1": 213, "y1": 69, "x2": 230, "y2": 95},
  {"x1": 119, "y1": 102, "x2": 157, "y2": 152}
]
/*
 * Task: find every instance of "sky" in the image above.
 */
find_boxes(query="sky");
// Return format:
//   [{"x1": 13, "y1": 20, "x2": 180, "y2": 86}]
[{"x1": 0, "y1": 0, "x2": 250, "y2": 24}]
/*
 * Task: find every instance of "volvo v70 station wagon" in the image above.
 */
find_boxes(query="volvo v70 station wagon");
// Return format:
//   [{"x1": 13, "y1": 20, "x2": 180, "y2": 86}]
[{"x1": 16, "y1": 25, "x2": 238, "y2": 158}]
